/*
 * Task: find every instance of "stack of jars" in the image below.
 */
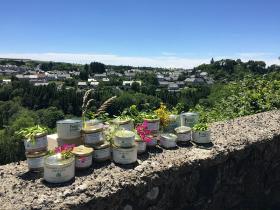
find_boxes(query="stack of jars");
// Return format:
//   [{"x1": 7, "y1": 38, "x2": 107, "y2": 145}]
[
  {"x1": 145, "y1": 118, "x2": 160, "y2": 147},
  {"x1": 25, "y1": 132, "x2": 48, "y2": 173},
  {"x1": 82, "y1": 124, "x2": 111, "y2": 162},
  {"x1": 112, "y1": 129, "x2": 137, "y2": 164}
]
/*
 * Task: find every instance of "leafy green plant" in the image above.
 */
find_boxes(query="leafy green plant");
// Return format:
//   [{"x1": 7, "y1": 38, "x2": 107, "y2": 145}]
[
  {"x1": 121, "y1": 105, "x2": 144, "y2": 124},
  {"x1": 193, "y1": 123, "x2": 208, "y2": 131},
  {"x1": 103, "y1": 124, "x2": 119, "y2": 145},
  {"x1": 16, "y1": 125, "x2": 48, "y2": 143},
  {"x1": 142, "y1": 113, "x2": 159, "y2": 120}
]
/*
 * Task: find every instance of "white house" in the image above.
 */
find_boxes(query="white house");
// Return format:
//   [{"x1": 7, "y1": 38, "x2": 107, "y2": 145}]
[{"x1": 122, "y1": 80, "x2": 142, "y2": 86}]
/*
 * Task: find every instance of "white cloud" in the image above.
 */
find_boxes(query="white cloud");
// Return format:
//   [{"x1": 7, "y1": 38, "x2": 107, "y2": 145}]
[
  {"x1": 0, "y1": 52, "x2": 209, "y2": 68},
  {"x1": 0, "y1": 52, "x2": 279, "y2": 68}
]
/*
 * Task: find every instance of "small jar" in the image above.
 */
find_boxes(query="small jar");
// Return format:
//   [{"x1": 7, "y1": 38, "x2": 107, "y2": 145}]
[
  {"x1": 71, "y1": 145, "x2": 93, "y2": 169},
  {"x1": 144, "y1": 118, "x2": 160, "y2": 131},
  {"x1": 146, "y1": 134, "x2": 158, "y2": 147},
  {"x1": 44, "y1": 154, "x2": 75, "y2": 183},
  {"x1": 114, "y1": 130, "x2": 135, "y2": 148},
  {"x1": 175, "y1": 126, "x2": 192, "y2": 142},
  {"x1": 165, "y1": 114, "x2": 180, "y2": 132},
  {"x1": 82, "y1": 126, "x2": 104, "y2": 145},
  {"x1": 192, "y1": 130, "x2": 211, "y2": 144},
  {"x1": 112, "y1": 145, "x2": 137, "y2": 164},
  {"x1": 24, "y1": 133, "x2": 47, "y2": 153},
  {"x1": 180, "y1": 112, "x2": 199, "y2": 128},
  {"x1": 91, "y1": 142, "x2": 111, "y2": 162},
  {"x1": 26, "y1": 151, "x2": 47, "y2": 172},
  {"x1": 135, "y1": 134, "x2": 147, "y2": 154},
  {"x1": 160, "y1": 133, "x2": 177, "y2": 149},
  {"x1": 114, "y1": 118, "x2": 134, "y2": 131}
]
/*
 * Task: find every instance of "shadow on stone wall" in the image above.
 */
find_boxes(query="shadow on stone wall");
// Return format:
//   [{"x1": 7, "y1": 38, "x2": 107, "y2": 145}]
[{"x1": 74, "y1": 135, "x2": 280, "y2": 210}]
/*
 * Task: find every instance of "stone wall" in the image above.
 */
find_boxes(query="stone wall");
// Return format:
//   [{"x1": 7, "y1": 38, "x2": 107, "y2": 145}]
[{"x1": 1, "y1": 111, "x2": 280, "y2": 210}]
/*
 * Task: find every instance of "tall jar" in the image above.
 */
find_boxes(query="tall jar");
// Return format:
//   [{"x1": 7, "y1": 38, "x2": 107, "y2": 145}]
[
  {"x1": 57, "y1": 119, "x2": 82, "y2": 140},
  {"x1": 180, "y1": 112, "x2": 199, "y2": 128}
]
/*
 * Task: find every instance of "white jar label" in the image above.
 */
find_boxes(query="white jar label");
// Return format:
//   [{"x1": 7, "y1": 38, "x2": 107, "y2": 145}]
[
  {"x1": 136, "y1": 141, "x2": 146, "y2": 151},
  {"x1": 24, "y1": 135, "x2": 47, "y2": 150},
  {"x1": 44, "y1": 163, "x2": 75, "y2": 183},
  {"x1": 119, "y1": 122, "x2": 133, "y2": 131},
  {"x1": 93, "y1": 148, "x2": 110, "y2": 160},
  {"x1": 160, "y1": 139, "x2": 176, "y2": 148},
  {"x1": 146, "y1": 138, "x2": 157, "y2": 146},
  {"x1": 27, "y1": 156, "x2": 44, "y2": 169},
  {"x1": 75, "y1": 155, "x2": 92, "y2": 168},
  {"x1": 177, "y1": 133, "x2": 191, "y2": 141},
  {"x1": 113, "y1": 149, "x2": 137, "y2": 163},
  {"x1": 147, "y1": 121, "x2": 159, "y2": 131},
  {"x1": 84, "y1": 132, "x2": 104, "y2": 144}
]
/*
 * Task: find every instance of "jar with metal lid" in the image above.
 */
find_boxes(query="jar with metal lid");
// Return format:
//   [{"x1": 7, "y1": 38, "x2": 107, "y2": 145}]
[
  {"x1": 90, "y1": 142, "x2": 111, "y2": 162},
  {"x1": 175, "y1": 126, "x2": 192, "y2": 142},
  {"x1": 144, "y1": 118, "x2": 160, "y2": 131},
  {"x1": 146, "y1": 134, "x2": 158, "y2": 147},
  {"x1": 56, "y1": 119, "x2": 82, "y2": 140},
  {"x1": 82, "y1": 125, "x2": 104, "y2": 145},
  {"x1": 44, "y1": 153, "x2": 75, "y2": 183},
  {"x1": 135, "y1": 134, "x2": 146, "y2": 154},
  {"x1": 180, "y1": 112, "x2": 199, "y2": 128},
  {"x1": 160, "y1": 133, "x2": 177, "y2": 149},
  {"x1": 165, "y1": 114, "x2": 180, "y2": 132},
  {"x1": 26, "y1": 151, "x2": 47, "y2": 172},
  {"x1": 114, "y1": 130, "x2": 135, "y2": 148},
  {"x1": 71, "y1": 145, "x2": 93, "y2": 169},
  {"x1": 112, "y1": 145, "x2": 137, "y2": 164},
  {"x1": 114, "y1": 118, "x2": 134, "y2": 131},
  {"x1": 24, "y1": 133, "x2": 48, "y2": 153}
]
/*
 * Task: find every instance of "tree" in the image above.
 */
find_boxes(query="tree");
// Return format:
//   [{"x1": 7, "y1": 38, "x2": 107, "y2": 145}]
[
  {"x1": 89, "y1": 62, "x2": 105, "y2": 74},
  {"x1": 131, "y1": 82, "x2": 140, "y2": 92},
  {"x1": 210, "y1": 58, "x2": 214, "y2": 64},
  {"x1": 37, "y1": 107, "x2": 64, "y2": 128},
  {"x1": 80, "y1": 69, "x2": 89, "y2": 81}
]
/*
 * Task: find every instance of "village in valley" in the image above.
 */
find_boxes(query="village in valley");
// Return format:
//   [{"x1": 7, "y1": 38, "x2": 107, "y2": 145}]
[{"x1": 0, "y1": 58, "x2": 214, "y2": 92}]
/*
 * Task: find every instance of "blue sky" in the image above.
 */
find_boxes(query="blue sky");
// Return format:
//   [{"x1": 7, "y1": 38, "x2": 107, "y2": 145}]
[{"x1": 0, "y1": 0, "x2": 279, "y2": 67}]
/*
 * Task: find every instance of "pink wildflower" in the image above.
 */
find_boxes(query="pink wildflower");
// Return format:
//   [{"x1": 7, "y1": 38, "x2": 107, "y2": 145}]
[{"x1": 136, "y1": 121, "x2": 152, "y2": 143}]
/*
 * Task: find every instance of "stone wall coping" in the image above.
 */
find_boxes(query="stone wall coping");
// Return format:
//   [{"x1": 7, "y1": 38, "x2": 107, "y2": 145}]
[{"x1": 0, "y1": 110, "x2": 280, "y2": 209}]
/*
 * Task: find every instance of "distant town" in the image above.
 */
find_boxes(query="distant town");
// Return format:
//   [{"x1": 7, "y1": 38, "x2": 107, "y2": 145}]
[{"x1": 0, "y1": 58, "x2": 213, "y2": 92}]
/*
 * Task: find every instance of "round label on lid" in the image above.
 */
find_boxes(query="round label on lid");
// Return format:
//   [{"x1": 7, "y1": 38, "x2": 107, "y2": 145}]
[{"x1": 72, "y1": 145, "x2": 93, "y2": 156}]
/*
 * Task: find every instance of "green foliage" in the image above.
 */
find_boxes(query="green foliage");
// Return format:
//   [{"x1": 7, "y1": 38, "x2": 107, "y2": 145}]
[
  {"x1": 193, "y1": 123, "x2": 208, "y2": 131},
  {"x1": 16, "y1": 125, "x2": 48, "y2": 143},
  {"x1": 194, "y1": 74, "x2": 280, "y2": 123},
  {"x1": 37, "y1": 107, "x2": 64, "y2": 128},
  {"x1": 121, "y1": 105, "x2": 144, "y2": 124},
  {"x1": 89, "y1": 62, "x2": 105, "y2": 74}
]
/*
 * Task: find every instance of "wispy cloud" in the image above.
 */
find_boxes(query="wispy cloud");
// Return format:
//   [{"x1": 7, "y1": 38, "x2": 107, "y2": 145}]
[
  {"x1": 0, "y1": 52, "x2": 209, "y2": 68},
  {"x1": 236, "y1": 52, "x2": 275, "y2": 58},
  {"x1": 0, "y1": 52, "x2": 279, "y2": 68}
]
